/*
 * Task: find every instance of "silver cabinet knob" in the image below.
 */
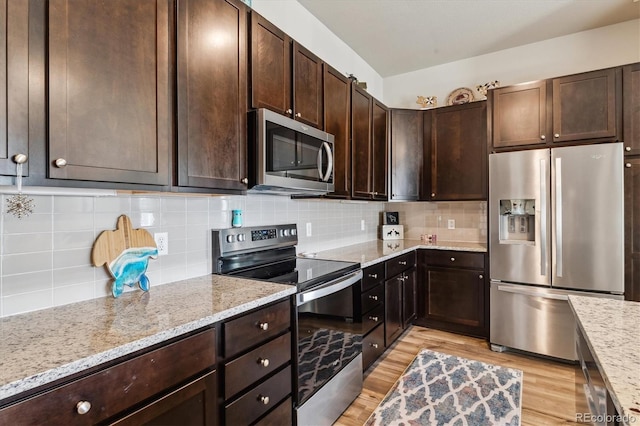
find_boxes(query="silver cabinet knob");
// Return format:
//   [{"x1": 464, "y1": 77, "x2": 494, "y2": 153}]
[
  {"x1": 373, "y1": 191, "x2": 378, "y2": 196},
  {"x1": 241, "y1": 177, "x2": 248, "y2": 184},
  {"x1": 450, "y1": 257, "x2": 455, "y2": 261},
  {"x1": 258, "y1": 322, "x2": 269, "y2": 331},
  {"x1": 626, "y1": 163, "x2": 632, "y2": 168},
  {"x1": 479, "y1": 274, "x2": 484, "y2": 279},
  {"x1": 368, "y1": 295, "x2": 378, "y2": 301},
  {"x1": 554, "y1": 133, "x2": 560, "y2": 138},
  {"x1": 371, "y1": 343, "x2": 379, "y2": 349},
  {"x1": 369, "y1": 316, "x2": 379, "y2": 322},
  {"x1": 431, "y1": 193, "x2": 436, "y2": 197},
  {"x1": 285, "y1": 109, "x2": 292, "y2": 115},
  {"x1": 54, "y1": 158, "x2": 67, "y2": 168},
  {"x1": 295, "y1": 112, "x2": 301, "y2": 118},
  {"x1": 76, "y1": 401, "x2": 92, "y2": 415},
  {"x1": 626, "y1": 147, "x2": 631, "y2": 152},
  {"x1": 13, "y1": 154, "x2": 28, "y2": 164},
  {"x1": 259, "y1": 358, "x2": 270, "y2": 367},
  {"x1": 368, "y1": 273, "x2": 378, "y2": 279},
  {"x1": 259, "y1": 395, "x2": 270, "y2": 405},
  {"x1": 540, "y1": 135, "x2": 546, "y2": 140}
]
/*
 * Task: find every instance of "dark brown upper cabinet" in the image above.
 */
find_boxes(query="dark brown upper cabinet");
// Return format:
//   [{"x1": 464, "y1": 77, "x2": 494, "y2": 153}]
[
  {"x1": 552, "y1": 68, "x2": 619, "y2": 143},
  {"x1": 47, "y1": 0, "x2": 171, "y2": 185},
  {"x1": 623, "y1": 63, "x2": 640, "y2": 157},
  {"x1": 390, "y1": 109, "x2": 423, "y2": 201},
  {"x1": 323, "y1": 65, "x2": 351, "y2": 198},
  {"x1": 176, "y1": 0, "x2": 248, "y2": 191},
  {"x1": 428, "y1": 101, "x2": 487, "y2": 201},
  {"x1": 351, "y1": 84, "x2": 388, "y2": 201},
  {"x1": 490, "y1": 80, "x2": 550, "y2": 149},
  {"x1": 250, "y1": 13, "x2": 323, "y2": 128},
  {"x1": 0, "y1": 0, "x2": 29, "y2": 176}
]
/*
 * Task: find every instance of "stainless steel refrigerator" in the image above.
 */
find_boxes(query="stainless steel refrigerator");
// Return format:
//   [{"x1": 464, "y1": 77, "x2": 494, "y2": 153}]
[{"x1": 489, "y1": 143, "x2": 624, "y2": 361}]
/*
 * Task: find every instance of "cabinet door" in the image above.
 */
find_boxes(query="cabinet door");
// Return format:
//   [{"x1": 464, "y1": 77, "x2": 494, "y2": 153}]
[
  {"x1": 111, "y1": 371, "x2": 218, "y2": 426},
  {"x1": 552, "y1": 68, "x2": 618, "y2": 143},
  {"x1": 418, "y1": 267, "x2": 485, "y2": 330},
  {"x1": 177, "y1": 0, "x2": 248, "y2": 191},
  {"x1": 48, "y1": 0, "x2": 171, "y2": 185},
  {"x1": 371, "y1": 99, "x2": 388, "y2": 200},
  {"x1": 390, "y1": 109, "x2": 423, "y2": 201},
  {"x1": 323, "y1": 65, "x2": 351, "y2": 198},
  {"x1": 490, "y1": 80, "x2": 549, "y2": 148},
  {"x1": 0, "y1": 0, "x2": 29, "y2": 176},
  {"x1": 250, "y1": 12, "x2": 291, "y2": 116},
  {"x1": 402, "y1": 268, "x2": 416, "y2": 327},
  {"x1": 385, "y1": 276, "x2": 403, "y2": 346},
  {"x1": 623, "y1": 63, "x2": 640, "y2": 156},
  {"x1": 293, "y1": 41, "x2": 323, "y2": 128},
  {"x1": 431, "y1": 101, "x2": 487, "y2": 200},
  {"x1": 419, "y1": 110, "x2": 432, "y2": 200},
  {"x1": 351, "y1": 84, "x2": 372, "y2": 199},
  {"x1": 625, "y1": 158, "x2": 640, "y2": 302}
]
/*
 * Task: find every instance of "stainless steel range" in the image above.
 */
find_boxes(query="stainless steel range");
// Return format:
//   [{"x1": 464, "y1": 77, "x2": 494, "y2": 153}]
[{"x1": 212, "y1": 224, "x2": 363, "y2": 426}]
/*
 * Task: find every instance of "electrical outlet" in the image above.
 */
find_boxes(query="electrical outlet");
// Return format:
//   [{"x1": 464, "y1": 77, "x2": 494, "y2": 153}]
[
  {"x1": 361, "y1": 219, "x2": 366, "y2": 231},
  {"x1": 306, "y1": 222, "x2": 312, "y2": 237},
  {"x1": 447, "y1": 219, "x2": 455, "y2": 230},
  {"x1": 154, "y1": 232, "x2": 169, "y2": 256}
]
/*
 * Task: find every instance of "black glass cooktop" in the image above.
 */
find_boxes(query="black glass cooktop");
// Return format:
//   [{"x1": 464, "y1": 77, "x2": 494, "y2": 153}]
[{"x1": 229, "y1": 257, "x2": 360, "y2": 292}]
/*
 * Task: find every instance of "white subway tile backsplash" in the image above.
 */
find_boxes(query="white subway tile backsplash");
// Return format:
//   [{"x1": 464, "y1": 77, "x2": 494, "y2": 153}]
[
  {"x1": 53, "y1": 248, "x2": 92, "y2": 269},
  {"x1": 3, "y1": 213, "x2": 53, "y2": 234},
  {"x1": 53, "y1": 266, "x2": 95, "y2": 287},
  {"x1": 53, "y1": 213, "x2": 94, "y2": 232},
  {"x1": 53, "y1": 230, "x2": 94, "y2": 250},
  {"x1": 3, "y1": 233, "x2": 53, "y2": 254},
  {"x1": 3, "y1": 252, "x2": 52, "y2": 275},
  {"x1": 3, "y1": 271, "x2": 52, "y2": 296},
  {"x1": 3, "y1": 289, "x2": 53, "y2": 317},
  {"x1": 53, "y1": 282, "x2": 95, "y2": 306}
]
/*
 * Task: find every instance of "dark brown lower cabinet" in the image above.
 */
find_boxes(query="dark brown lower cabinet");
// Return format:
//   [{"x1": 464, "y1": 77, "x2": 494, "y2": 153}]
[
  {"x1": 416, "y1": 250, "x2": 487, "y2": 338},
  {"x1": 360, "y1": 262, "x2": 385, "y2": 371},
  {"x1": 384, "y1": 275, "x2": 403, "y2": 345}
]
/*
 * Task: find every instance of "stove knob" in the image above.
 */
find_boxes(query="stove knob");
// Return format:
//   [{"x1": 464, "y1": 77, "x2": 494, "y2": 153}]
[
  {"x1": 226, "y1": 235, "x2": 235, "y2": 243},
  {"x1": 237, "y1": 234, "x2": 245, "y2": 242},
  {"x1": 291, "y1": 228, "x2": 297, "y2": 236},
  {"x1": 283, "y1": 229, "x2": 290, "y2": 236}
]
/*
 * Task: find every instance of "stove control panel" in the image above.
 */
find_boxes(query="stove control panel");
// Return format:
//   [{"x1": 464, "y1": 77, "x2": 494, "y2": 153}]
[{"x1": 212, "y1": 224, "x2": 298, "y2": 259}]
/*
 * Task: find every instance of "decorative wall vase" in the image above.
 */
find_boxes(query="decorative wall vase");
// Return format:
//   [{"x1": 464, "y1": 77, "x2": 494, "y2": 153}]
[{"x1": 92, "y1": 215, "x2": 158, "y2": 298}]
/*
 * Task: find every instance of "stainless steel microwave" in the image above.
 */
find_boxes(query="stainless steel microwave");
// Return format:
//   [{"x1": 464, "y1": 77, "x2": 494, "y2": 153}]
[{"x1": 249, "y1": 108, "x2": 335, "y2": 195}]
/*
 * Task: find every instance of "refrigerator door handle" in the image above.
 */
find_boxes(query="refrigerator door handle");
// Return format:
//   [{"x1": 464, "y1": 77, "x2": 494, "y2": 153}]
[
  {"x1": 497, "y1": 284, "x2": 569, "y2": 301},
  {"x1": 540, "y1": 159, "x2": 547, "y2": 276},
  {"x1": 555, "y1": 157, "x2": 563, "y2": 277}
]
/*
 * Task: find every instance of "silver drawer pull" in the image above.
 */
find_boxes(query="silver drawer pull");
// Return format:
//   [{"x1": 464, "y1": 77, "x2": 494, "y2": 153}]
[
  {"x1": 258, "y1": 322, "x2": 269, "y2": 331},
  {"x1": 368, "y1": 295, "x2": 378, "y2": 301},
  {"x1": 450, "y1": 257, "x2": 455, "y2": 261},
  {"x1": 259, "y1": 395, "x2": 270, "y2": 405},
  {"x1": 258, "y1": 358, "x2": 270, "y2": 367},
  {"x1": 371, "y1": 343, "x2": 379, "y2": 349},
  {"x1": 368, "y1": 273, "x2": 378, "y2": 279},
  {"x1": 398, "y1": 261, "x2": 407, "y2": 265},
  {"x1": 76, "y1": 401, "x2": 91, "y2": 415},
  {"x1": 369, "y1": 316, "x2": 379, "y2": 322}
]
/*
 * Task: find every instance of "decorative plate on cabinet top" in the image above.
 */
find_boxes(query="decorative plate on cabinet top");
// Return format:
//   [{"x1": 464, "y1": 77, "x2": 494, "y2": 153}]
[{"x1": 446, "y1": 87, "x2": 475, "y2": 105}]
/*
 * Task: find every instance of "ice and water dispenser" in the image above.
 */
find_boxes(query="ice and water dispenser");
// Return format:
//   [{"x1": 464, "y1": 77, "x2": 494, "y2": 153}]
[{"x1": 498, "y1": 199, "x2": 535, "y2": 243}]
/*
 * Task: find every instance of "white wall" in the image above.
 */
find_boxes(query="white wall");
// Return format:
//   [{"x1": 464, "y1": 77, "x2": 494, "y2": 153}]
[
  {"x1": 251, "y1": 0, "x2": 384, "y2": 100},
  {"x1": 384, "y1": 19, "x2": 640, "y2": 109}
]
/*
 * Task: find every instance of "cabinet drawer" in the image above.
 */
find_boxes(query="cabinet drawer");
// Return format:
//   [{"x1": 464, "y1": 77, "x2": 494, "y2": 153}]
[
  {"x1": 225, "y1": 365, "x2": 291, "y2": 425},
  {"x1": 254, "y1": 396, "x2": 292, "y2": 426},
  {"x1": 361, "y1": 283, "x2": 384, "y2": 314},
  {"x1": 361, "y1": 304, "x2": 384, "y2": 335},
  {"x1": 423, "y1": 250, "x2": 484, "y2": 269},
  {"x1": 362, "y1": 324, "x2": 385, "y2": 371},
  {"x1": 385, "y1": 251, "x2": 416, "y2": 279},
  {"x1": 225, "y1": 333, "x2": 291, "y2": 399},
  {"x1": 224, "y1": 299, "x2": 290, "y2": 358},
  {"x1": 362, "y1": 262, "x2": 385, "y2": 292},
  {"x1": 0, "y1": 328, "x2": 216, "y2": 425}
]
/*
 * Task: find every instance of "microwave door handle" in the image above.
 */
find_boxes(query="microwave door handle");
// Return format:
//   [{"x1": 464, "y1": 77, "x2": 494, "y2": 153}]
[
  {"x1": 316, "y1": 146, "x2": 323, "y2": 179},
  {"x1": 322, "y1": 142, "x2": 333, "y2": 182}
]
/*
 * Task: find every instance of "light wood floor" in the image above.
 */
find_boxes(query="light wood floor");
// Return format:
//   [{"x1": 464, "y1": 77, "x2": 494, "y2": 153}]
[{"x1": 336, "y1": 326, "x2": 585, "y2": 426}]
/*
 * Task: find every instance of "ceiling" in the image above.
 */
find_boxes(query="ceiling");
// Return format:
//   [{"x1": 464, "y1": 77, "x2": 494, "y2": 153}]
[{"x1": 297, "y1": 0, "x2": 640, "y2": 77}]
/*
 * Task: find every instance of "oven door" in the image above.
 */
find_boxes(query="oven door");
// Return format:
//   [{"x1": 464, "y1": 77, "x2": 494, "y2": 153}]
[{"x1": 295, "y1": 271, "x2": 363, "y2": 408}]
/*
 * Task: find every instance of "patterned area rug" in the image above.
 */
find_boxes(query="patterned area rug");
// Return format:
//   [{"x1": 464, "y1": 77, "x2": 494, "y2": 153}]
[{"x1": 365, "y1": 349, "x2": 523, "y2": 426}]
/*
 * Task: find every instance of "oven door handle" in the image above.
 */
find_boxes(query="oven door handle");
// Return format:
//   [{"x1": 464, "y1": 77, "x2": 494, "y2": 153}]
[{"x1": 297, "y1": 270, "x2": 362, "y2": 306}]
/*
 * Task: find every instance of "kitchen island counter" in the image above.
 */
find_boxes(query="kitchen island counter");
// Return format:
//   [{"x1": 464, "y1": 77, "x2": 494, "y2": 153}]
[
  {"x1": 312, "y1": 239, "x2": 486, "y2": 268},
  {"x1": 0, "y1": 275, "x2": 295, "y2": 402},
  {"x1": 569, "y1": 295, "x2": 640, "y2": 425}
]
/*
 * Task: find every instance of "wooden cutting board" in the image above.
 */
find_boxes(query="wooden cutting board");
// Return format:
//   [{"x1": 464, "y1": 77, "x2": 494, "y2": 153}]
[{"x1": 92, "y1": 215, "x2": 157, "y2": 267}]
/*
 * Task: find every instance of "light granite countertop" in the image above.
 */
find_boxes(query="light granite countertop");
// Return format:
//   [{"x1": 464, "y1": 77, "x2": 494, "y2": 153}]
[
  {"x1": 568, "y1": 295, "x2": 640, "y2": 425},
  {"x1": 0, "y1": 275, "x2": 296, "y2": 402},
  {"x1": 311, "y1": 239, "x2": 486, "y2": 268}
]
